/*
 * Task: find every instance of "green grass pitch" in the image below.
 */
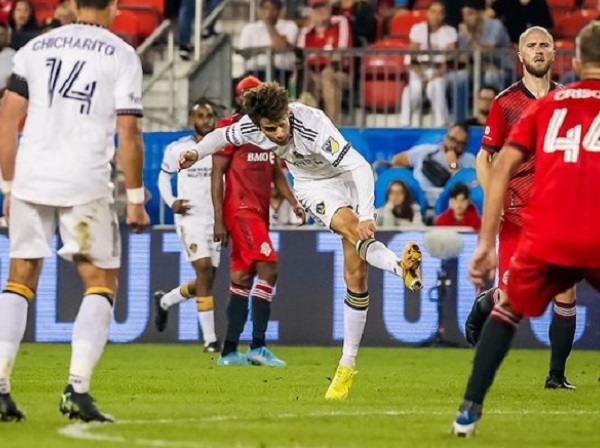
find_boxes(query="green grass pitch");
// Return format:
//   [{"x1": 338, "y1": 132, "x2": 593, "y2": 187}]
[{"x1": 2, "y1": 344, "x2": 599, "y2": 447}]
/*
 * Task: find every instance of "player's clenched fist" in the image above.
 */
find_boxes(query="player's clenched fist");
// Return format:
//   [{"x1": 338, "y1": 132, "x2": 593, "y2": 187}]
[
  {"x1": 126, "y1": 203, "x2": 150, "y2": 233},
  {"x1": 469, "y1": 244, "x2": 497, "y2": 286},
  {"x1": 179, "y1": 149, "x2": 199, "y2": 170},
  {"x1": 357, "y1": 219, "x2": 377, "y2": 241},
  {"x1": 292, "y1": 204, "x2": 307, "y2": 226}
]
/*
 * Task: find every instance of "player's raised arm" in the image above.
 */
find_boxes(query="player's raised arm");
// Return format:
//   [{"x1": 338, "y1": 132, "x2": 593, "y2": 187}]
[{"x1": 179, "y1": 128, "x2": 230, "y2": 169}]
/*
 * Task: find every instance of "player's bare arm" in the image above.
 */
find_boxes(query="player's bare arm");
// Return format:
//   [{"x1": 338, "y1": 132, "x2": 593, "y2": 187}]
[
  {"x1": 211, "y1": 154, "x2": 231, "y2": 245},
  {"x1": 0, "y1": 91, "x2": 28, "y2": 219},
  {"x1": 272, "y1": 161, "x2": 306, "y2": 225},
  {"x1": 470, "y1": 146, "x2": 525, "y2": 285},
  {"x1": 179, "y1": 129, "x2": 228, "y2": 170},
  {"x1": 116, "y1": 115, "x2": 150, "y2": 233},
  {"x1": 475, "y1": 149, "x2": 496, "y2": 194}
]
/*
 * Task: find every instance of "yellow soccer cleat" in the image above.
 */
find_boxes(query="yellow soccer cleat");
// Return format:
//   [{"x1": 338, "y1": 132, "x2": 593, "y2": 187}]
[
  {"x1": 325, "y1": 365, "x2": 357, "y2": 400},
  {"x1": 400, "y1": 242, "x2": 423, "y2": 292}
]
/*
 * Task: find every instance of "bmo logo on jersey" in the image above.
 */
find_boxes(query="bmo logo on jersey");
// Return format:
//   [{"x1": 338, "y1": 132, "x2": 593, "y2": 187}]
[{"x1": 247, "y1": 152, "x2": 275, "y2": 164}]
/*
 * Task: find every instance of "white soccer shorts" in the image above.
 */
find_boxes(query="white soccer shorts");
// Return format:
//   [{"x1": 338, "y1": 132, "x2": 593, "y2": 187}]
[
  {"x1": 294, "y1": 172, "x2": 360, "y2": 230},
  {"x1": 175, "y1": 217, "x2": 221, "y2": 266},
  {"x1": 9, "y1": 196, "x2": 121, "y2": 269}
]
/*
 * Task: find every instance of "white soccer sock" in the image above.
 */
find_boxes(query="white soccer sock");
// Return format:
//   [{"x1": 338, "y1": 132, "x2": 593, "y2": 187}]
[
  {"x1": 160, "y1": 286, "x2": 188, "y2": 310},
  {"x1": 198, "y1": 311, "x2": 217, "y2": 344},
  {"x1": 356, "y1": 240, "x2": 400, "y2": 277},
  {"x1": 340, "y1": 291, "x2": 369, "y2": 369},
  {"x1": 196, "y1": 296, "x2": 217, "y2": 344},
  {"x1": 0, "y1": 293, "x2": 29, "y2": 394},
  {"x1": 69, "y1": 294, "x2": 113, "y2": 394}
]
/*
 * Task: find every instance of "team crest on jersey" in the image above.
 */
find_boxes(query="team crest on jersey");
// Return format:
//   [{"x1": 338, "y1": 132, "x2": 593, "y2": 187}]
[
  {"x1": 502, "y1": 269, "x2": 509, "y2": 285},
  {"x1": 260, "y1": 242, "x2": 272, "y2": 257},
  {"x1": 322, "y1": 137, "x2": 340, "y2": 155},
  {"x1": 189, "y1": 243, "x2": 198, "y2": 254},
  {"x1": 315, "y1": 202, "x2": 326, "y2": 215}
]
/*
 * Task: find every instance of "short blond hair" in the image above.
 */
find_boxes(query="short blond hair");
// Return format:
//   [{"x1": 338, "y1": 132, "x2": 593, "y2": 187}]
[{"x1": 576, "y1": 21, "x2": 600, "y2": 66}]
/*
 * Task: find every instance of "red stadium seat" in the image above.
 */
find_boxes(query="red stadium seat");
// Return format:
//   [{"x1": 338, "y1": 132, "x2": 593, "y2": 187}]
[
  {"x1": 555, "y1": 9, "x2": 599, "y2": 39},
  {"x1": 363, "y1": 79, "x2": 405, "y2": 110},
  {"x1": 553, "y1": 39, "x2": 576, "y2": 80},
  {"x1": 389, "y1": 10, "x2": 427, "y2": 39},
  {"x1": 32, "y1": 2, "x2": 54, "y2": 26},
  {"x1": 30, "y1": 0, "x2": 60, "y2": 7},
  {"x1": 581, "y1": 0, "x2": 598, "y2": 7},
  {"x1": 110, "y1": 9, "x2": 140, "y2": 47},
  {"x1": 119, "y1": 0, "x2": 164, "y2": 16},
  {"x1": 364, "y1": 39, "x2": 409, "y2": 78},
  {"x1": 120, "y1": 6, "x2": 161, "y2": 41},
  {"x1": 413, "y1": 0, "x2": 435, "y2": 9}
]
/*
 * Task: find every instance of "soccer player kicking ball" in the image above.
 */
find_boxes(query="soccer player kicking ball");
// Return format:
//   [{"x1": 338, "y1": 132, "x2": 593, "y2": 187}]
[
  {"x1": 453, "y1": 22, "x2": 600, "y2": 437},
  {"x1": 154, "y1": 99, "x2": 222, "y2": 353},
  {"x1": 466, "y1": 27, "x2": 577, "y2": 390},
  {"x1": 0, "y1": 0, "x2": 150, "y2": 422},
  {"x1": 211, "y1": 76, "x2": 305, "y2": 367},
  {"x1": 179, "y1": 82, "x2": 423, "y2": 400}
]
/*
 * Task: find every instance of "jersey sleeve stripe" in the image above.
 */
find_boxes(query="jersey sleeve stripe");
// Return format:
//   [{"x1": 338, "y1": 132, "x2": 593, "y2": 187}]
[
  {"x1": 332, "y1": 143, "x2": 351, "y2": 167},
  {"x1": 8, "y1": 74, "x2": 29, "y2": 99},
  {"x1": 481, "y1": 143, "x2": 501, "y2": 153},
  {"x1": 117, "y1": 109, "x2": 143, "y2": 117}
]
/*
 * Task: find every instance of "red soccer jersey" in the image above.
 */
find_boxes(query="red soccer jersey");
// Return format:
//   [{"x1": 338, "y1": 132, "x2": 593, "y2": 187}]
[
  {"x1": 297, "y1": 15, "x2": 352, "y2": 69},
  {"x1": 214, "y1": 114, "x2": 274, "y2": 222},
  {"x1": 481, "y1": 80, "x2": 560, "y2": 226},
  {"x1": 506, "y1": 79, "x2": 600, "y2": 267}
]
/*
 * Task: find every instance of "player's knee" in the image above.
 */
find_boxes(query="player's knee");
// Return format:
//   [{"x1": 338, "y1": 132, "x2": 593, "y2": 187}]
[
  {"x1": 344, "y1": 269, "x2": 367, "y2": 293},
  {"x1": 554, "y1": 288, "x2": 576, "y2": 305},
  {"x1": 8, "y1": 259, "x2": 43, "y2": 291},
  {"x1": 193, "y1": 258, "x2": 214, "y2": 281},
  {"x1": 231, "y1": 271, "x2": 253, "y2": 289},
  {"x1": 257, "y1": 263, "x2": 278, "y2": 285}
]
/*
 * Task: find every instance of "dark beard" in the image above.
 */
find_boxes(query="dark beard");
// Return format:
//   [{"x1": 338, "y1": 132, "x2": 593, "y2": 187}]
[
  {"x1": 524, "y1": 62, "x2": 551, "y2": 78},
  {"x1": 194, "y1": 126, "x2": 212, "y2": 137}
]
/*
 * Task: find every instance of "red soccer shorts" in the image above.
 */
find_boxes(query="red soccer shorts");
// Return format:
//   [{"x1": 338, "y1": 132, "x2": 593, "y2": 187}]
[
  {"x1": 507, "y1": 241, "x2": 600, "y2": 317},
  {"x1": 226, "y1": 212, "x2": 277, "y2": 273},
  {"x1": 497, "y1": 220, "x2": 522, "y2": 292}
]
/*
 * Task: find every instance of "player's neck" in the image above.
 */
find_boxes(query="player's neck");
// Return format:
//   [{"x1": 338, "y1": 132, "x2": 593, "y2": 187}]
[
  {"x1": 522, "y1": 74, "x2": 551, "y2": 99},
  {"x1": 77, "y1": 9, "x2": 112, "y2": 29}
]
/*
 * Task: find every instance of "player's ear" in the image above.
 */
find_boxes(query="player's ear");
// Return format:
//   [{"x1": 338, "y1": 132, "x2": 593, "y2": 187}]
[{"x1": 516, "y1": 51, "x2": 524, "y2": 64}]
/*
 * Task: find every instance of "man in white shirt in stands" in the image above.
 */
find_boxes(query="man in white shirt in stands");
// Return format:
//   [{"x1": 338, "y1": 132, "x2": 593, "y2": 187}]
[
  {"x1": 0, "y1": 0, "x2": 149, "y2": 423},
  {"x1": 237, "y1": 0, "x2": 298, "y2": 87},
  {"x1": 400, "y1": 1, "x2": 457, "y2": 127},
  {"x1": 154, "y1": 99, "x2": 221, "y2": 353},
  {"x1": 179, "y1": 82, "x2": 423, "y2": 401}
]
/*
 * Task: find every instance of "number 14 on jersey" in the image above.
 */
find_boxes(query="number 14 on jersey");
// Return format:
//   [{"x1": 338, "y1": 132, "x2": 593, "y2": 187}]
[{"x1": 46, "y1": 57, "x2": 97, "y2": 115}]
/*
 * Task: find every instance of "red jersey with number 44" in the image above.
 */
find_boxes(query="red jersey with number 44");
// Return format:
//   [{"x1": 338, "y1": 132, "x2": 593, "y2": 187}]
[
  {"x1": 506, "y1": 79, "x2": 600, "y2": 267},
  {"x1": 482, "y1": 81, "x2": 560, "y2": 226},
  {"x1": 214, "y1": 113, "x2": 275, "y2": 222}
]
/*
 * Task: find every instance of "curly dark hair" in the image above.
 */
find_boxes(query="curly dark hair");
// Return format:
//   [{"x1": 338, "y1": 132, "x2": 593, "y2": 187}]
[
  {"x1": 242, "y1": 82, "x2": 289, "y2": 126},
  {"x1": 386, "y1": 180, "x2": 415, "y2": 222}
]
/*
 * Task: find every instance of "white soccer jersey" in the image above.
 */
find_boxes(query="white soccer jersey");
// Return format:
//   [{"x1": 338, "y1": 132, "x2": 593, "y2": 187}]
[
  {"x1": 161, "y1": 135, "x2": 214, "y2": 227},
  {"x1": 10, "y1": 23, "x2": 143, "y2": 207},
  {"x1": 192, "y1": 103, "x2": 376, "y2": 220}
]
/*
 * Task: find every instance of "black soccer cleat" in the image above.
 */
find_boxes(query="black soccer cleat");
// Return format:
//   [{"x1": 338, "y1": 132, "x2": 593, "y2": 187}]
[
  {"x1": 545, "y1": 374, "x2": 576, "y2": 390},
  {"x1": 0, "y1": 393, "x2": 25, "y2": 422},
  {"x1": 204, "y1": 340, "x2": 221, "y2": 353},
  {"x1": 153, "y1": 290, "x2": 169, "y2": 332},
  {"x1": 59, "y1": 385, "x2": 113, "y2": 423},
  {"x1": 465, "y1": 289, "x2": 494, "y2": 346}
]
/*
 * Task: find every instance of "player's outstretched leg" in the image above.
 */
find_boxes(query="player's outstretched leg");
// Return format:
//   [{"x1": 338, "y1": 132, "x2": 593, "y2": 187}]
[
  {"x1": 465, "y1": 288, "x2": 499, "y2": 346},
  {"x1": 452, "y1": 304, "x2": 521, "y2": 437},
  {"x1": 356, "y1": 239, "x2": 423, "y2": 292},
  {"x1": 218, "y1": 283, "x2": 251, "y2": 366},
  {"x1": 0, "y1": 279, "x2": 36, "y2": 423},
  {"x1": 153, "y1": 283, "x2": 195, "y2": 332},
  {"x1": 546, "y1": 295, "x2": 576, "y2": 390},
  {"x1": 61, "y1": 288, "x2": 115, "y2": 423}
]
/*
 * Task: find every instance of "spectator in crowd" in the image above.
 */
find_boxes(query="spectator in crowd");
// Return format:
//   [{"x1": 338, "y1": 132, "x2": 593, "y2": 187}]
[
  {"x1": 53, "y1": 1, "x2": 76, "y2": 26},
  {"x1": 297, "y1": 0, "x2": 352, "y2": 124},
  {"x1": 391, "y1": 122, "x2": 474, "y2": 205},
  {"x1": 464, "y1": 84, "x2": 497, "y2": 126},
  {"x1": 8, "y1": 0, "x2": 38, "y2": 50},
  {"x1": 0, "y1": 22, "x2": 14, "y2": 94},
  {"x1": 178, "y1": 0, "x2": 223, "y2": 60},
  {"x1": 332, "y1": 0, "x2": 377, "y2": 46},
  {"x1": 490, "y1": 0, "x2": 553, "y2": 44},
  {"x1": 270, "y1": 180, "x2": 304, "y2": 226},
  {"x1": 376, "y1": 180, "x2": 424, "y2": 228},
  {"x1": 0, "y1": 0, "x2": 12, "y2": 24},
  {"x1": 435, "y1": 182, "x2": 481, "y2": 231},
  {"x1": 238, "y1": 0, "x2": 298, "y2": 87},
  {"x1": 400, "y1": 1, "x2": 457, "y2": 127},
  {"x1": 446, "y1": 0, "x2": 511, "y2": 120}
]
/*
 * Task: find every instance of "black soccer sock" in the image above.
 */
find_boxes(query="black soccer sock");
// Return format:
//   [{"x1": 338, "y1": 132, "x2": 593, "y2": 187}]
[
  {"x1": 222, "y1": 284, "x2": 251, "y2": 357},
  {"x1": 549, "y1": 301, "x2": 576, "y2": 377},
  {"x1": 250, "y1": 280, "x2": 274, "y2": 350},
  {"x1": 464, "y1": 304, "x2": 521, "y2": 405}
]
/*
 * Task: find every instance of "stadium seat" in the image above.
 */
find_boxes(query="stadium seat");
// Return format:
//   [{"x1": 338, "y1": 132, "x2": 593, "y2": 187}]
[
  {"x1": 375, "y1": 168, "x2": 428, "y2": 216},
  {"x1": 434, "y1": 168, "x2": 483, "y2": 215},
  {"x1": 119, "y1": 0, "x2": 164, "y2": 15},
  {"x1": 555, "y1": 9, "x2": 599, "y2": 39},
  {"x1": 30, "y1": 0, "x2": 60, "y2": 7},
  {"x1": 363, "y1": 79, "x2": 405, "y2": 111},
  {"x1": 413, "y1": 0, "x2": 435, "y2": 9},
  {"x1": 553, "y1": 40, "x2": 576, "y2": 80},
  {"x1": 110, "y1": 9, "x2": 141, "y2": 47},
  {"x1": 389, "y1": 10, "x2": 427, "y2": 39},
  {"x1": 340, "y1": 128, "x2": 375, "y2": 163},
  {"x1": 32, "y1": 2, "x2": 54, "y2": 25},
  {"x1": 119, "y1": 6, "x2": 161, "y2": 41},
  {"x1": 362, "y1": 39, "x2": 408, "y2": 111}
]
